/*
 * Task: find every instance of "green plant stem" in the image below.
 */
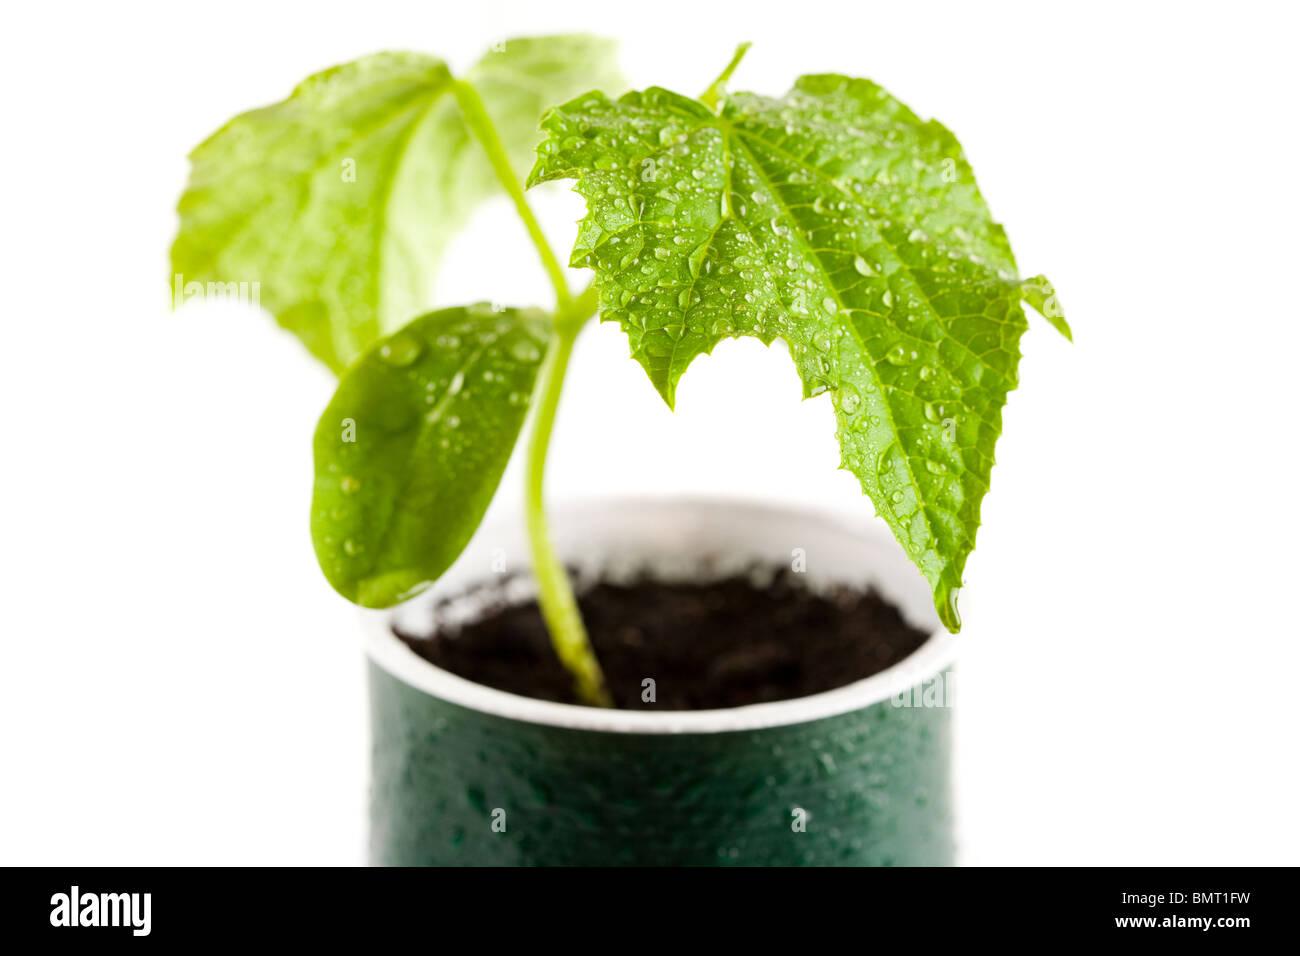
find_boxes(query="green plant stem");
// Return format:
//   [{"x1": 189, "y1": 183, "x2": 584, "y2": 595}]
[
  {"x1": 454, "y1": 80, "x2": 572, "y2": 309},
  {"x1": 455, "y1": 75, "x2": 609, "y2": 705},
  {"x1": 699, "y1": 42, "x2": 752, "y2": 111},
  {"x1": 524, "y1": 286, "x2": 610, "y2": 706}
]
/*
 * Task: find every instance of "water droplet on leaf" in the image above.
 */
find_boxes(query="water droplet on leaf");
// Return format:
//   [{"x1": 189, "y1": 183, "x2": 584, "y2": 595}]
[
  {"x1": 885, "y1": 345, "x2": 911, "y2": 366},
  {"x1": 379, "y1": 334, "x2": 422, "y2": 367}
]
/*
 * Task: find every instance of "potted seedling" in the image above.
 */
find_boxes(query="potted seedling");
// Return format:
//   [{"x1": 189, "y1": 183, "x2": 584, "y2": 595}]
[{"x1": 173, "y1": 35, "x2": 1069, "y2": 866}]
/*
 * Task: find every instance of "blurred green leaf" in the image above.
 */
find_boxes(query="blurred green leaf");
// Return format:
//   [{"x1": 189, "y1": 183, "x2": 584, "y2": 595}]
[{"x1": 172, "y1": 36, "x2": 621, "y2": 372}]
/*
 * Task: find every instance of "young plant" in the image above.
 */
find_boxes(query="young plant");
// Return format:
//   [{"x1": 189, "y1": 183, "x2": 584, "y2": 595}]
[{"x1": 173, "y1": 35, "x2": 1069, "y2": 708}]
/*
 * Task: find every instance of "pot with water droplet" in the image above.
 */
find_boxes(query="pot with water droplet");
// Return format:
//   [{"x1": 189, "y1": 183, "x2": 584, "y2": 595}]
[{"x1": 364, "y1": 497, "x2": 956, "y2": 866}]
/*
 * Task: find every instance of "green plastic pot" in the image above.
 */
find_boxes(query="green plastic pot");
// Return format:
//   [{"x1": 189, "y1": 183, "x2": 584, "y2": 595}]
[{"x1": 365, "y1": 497, "x2": 956, "y2": 866}]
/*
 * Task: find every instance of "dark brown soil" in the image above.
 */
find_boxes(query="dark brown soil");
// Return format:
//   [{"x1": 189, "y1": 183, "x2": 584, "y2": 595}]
[{"x1": 395, "y1": 571, "x2": 929, "y2": 710}]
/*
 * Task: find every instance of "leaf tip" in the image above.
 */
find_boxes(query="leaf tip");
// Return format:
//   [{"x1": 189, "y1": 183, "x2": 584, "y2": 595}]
[
  {"x1": 936, "y1": 584, "x2": 963, "y2": 633},
  {"x1": 656, "y1": 377, "x2": 680, "y2": 412},
  {"x1": 1021, "y1": 274, "x2": 1072, "y2": 342},
  {"x1": 524, "y1": 159, "x2": 546, "y2": 191}
]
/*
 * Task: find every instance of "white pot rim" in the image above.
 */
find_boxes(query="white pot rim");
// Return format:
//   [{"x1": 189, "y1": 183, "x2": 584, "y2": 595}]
[{"x1": 364, "y1": 495, "x2": 957, "y2": 735}]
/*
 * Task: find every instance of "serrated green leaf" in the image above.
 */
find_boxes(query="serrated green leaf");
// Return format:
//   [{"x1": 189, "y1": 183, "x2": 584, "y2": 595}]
[
  {"x1": 530, "y1": 73, "x2": 1070, "y2": 631},
  {"x1": 312, "y1": 305, "x2": 550, "y2": 607},
  {"x1": 172, "y1": 36, "x2": 621, "y2": 373}
]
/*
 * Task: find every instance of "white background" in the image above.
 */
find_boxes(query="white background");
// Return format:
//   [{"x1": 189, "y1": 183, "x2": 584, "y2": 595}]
[{"x1": 2, "y1": 1, "x2": 1297, "y2": 865}]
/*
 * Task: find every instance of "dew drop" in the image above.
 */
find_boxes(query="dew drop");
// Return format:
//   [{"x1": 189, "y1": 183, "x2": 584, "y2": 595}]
[
  {"x1": 511, "y1": 338, "x2": 542, "y2": 363},
  {"x1": 379, "y1": 333, "x2": 422, "y2": 367},
  {"x1": 945, "y1": 587, "x2": 962, "y2": 630},
  {"x1": 884, "y1": 345, "x2": 911, "y2": 366},
  {"x1": 876, "y1": 443, "x2": 895, "y2": 475}
]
